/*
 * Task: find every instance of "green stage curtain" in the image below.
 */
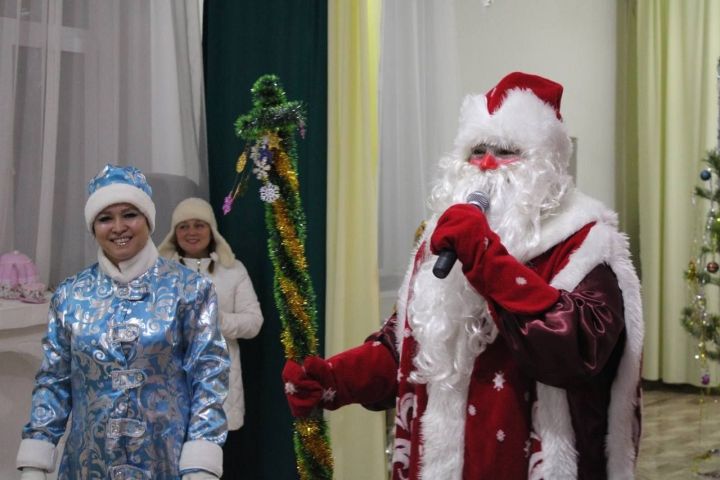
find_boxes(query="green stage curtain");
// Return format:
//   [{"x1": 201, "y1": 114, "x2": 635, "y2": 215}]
[{"x1": 203, "y1": 2, "x2": 327, "y2": 478}]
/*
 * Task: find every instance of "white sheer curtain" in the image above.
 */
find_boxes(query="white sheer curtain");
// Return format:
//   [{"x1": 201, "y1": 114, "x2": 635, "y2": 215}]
[
  {"x1": 0, "y1": 0, "x2": 207, "y2": 287},
  {"x1": 378, "y1": 0, "x2": 461, "y2": 310}
]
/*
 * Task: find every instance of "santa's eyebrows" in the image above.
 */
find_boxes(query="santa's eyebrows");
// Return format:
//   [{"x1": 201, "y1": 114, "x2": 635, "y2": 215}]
[{"x1": 469, "y1": 143, "x2": 522, "y2": 156}]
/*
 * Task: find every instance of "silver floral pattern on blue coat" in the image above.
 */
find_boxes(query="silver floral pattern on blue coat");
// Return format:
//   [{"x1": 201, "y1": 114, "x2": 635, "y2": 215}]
[{"x1": 21, "y1": 258, "x2": 229, "y2": 480}]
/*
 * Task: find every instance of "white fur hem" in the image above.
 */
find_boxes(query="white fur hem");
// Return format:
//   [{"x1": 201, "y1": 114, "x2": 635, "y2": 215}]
[
  {"x1": 179, "y1": 440, "x2": 223, "y2": 477},
  {"x1": 419, "y1": 380, "x2": 469, "y2": 479},
  {"x1": 535, "y1": 220, "x2": 643, "y2": 479},
  {"x1": 395, "y1": 241, "x2": 426, "y2": 357},
  {"x1": 16, "y1": 438, "x2": 57, "y2": 473}
]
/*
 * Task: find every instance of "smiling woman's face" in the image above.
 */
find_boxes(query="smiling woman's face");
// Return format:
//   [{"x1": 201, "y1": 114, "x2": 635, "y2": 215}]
[
  {"x1": 175, "y1": 219, "x2": 212, "y2": 259},
  {"x1": 93, "y1": 203, "x2": 150, "y2": 266}
]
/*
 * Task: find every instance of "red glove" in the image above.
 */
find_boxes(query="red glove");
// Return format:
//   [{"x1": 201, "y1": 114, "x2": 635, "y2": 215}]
[
  {"x1": 430, "y1": 204, "x2": 560, "y2": 314},
  {"x1": 282, "y1": 356, "x2": 333, "y2": 417},
  {"x1": 282, "y1": 342, "x2": 398, "y2": 418}
]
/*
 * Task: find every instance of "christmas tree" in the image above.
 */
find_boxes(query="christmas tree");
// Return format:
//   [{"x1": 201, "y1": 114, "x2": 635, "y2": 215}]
[
  {"x1": 682, "y1": 59, "x2": 720, "y2": 384},
  {"x1": 682, "y1": 150, "x2": 720, "y2": 380}
]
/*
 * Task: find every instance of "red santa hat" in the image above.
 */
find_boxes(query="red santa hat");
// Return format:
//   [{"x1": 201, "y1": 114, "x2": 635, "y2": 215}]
[{"x1": 453, "y1": 71, "x2": 572, "y2": 169}]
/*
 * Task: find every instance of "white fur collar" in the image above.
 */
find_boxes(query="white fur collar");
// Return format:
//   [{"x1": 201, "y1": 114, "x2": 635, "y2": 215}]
[
  {"x1": 515, "y1": 189, "x2": 616, "y2": 263},
  {"x1": 98, "y1": 240, "x2": 159, "y2": 283}
]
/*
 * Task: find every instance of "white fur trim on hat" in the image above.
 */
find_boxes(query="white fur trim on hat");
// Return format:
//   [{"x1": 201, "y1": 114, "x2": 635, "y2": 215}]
[
  {"x1": 157, "y1": 197, "x2": 236, "y2": 267},
  {"x1": 84, "y1": 183, "x2": 156, "y2": 233},
  {"x1": 453, "y1": 89, "x2": 572, "y2": 171}
]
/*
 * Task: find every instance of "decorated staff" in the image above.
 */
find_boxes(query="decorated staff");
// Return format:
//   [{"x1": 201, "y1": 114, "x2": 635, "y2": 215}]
[{"x1": 224, "y1": 75, "x2": 332, "y2": 480}]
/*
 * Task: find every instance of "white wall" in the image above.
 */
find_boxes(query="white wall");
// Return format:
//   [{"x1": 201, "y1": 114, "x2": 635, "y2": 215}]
[{"x1": 455, "y1": 0, "x2": 617, "y2": 208}]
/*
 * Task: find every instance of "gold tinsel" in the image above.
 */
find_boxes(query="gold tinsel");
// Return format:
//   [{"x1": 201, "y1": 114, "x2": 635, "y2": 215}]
[
  {"x1": 280, "y1": 328, "x2": 298, "y2": 360},
  {"x1": 414, "y1": 220, "x2": 427, "y2": 246},
  {"x1": 295, "y1": 419, "x2": 333, "y2": 468},
  {"x1": 687, "y1": 260, "x2": 698, "y2": 281},
  {"x1": 297, "y1": 465, "x2": 310, "y2": 480},
  {"x1": 274, "y1": 150, "x2": 299, "y2": 191},
  {"x1": 278, "y1": 275, "x2": 311, "y2": 323},
  {"x1": 278, "y1": 277, "x2": 317, "y2": 352},
  {"x1": 301, "y1": 431, "x2": 333, "y2": 465},
  {"x1": 273, "y1": 200, "x2": 308, "y2": 270},
  {"x1": 297, "y1": 418, "x2": 321, "y2": 437}
]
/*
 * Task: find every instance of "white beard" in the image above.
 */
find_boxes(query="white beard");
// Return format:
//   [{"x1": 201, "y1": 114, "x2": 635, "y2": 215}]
[
  {"x1": 427, "y1": 152, "x2": 572, "y2": 259},
  {"x1": 409, "y1": 153, "x2": 572, "y2": 388}
]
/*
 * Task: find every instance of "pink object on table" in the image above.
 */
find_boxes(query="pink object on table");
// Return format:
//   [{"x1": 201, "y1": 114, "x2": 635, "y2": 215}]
[
  {"x1": 20, "y1": 282, "x2": 47, "y2": 303},
  {"x1": 0, "y1": 250, "x2": 45, "y2": 301}
]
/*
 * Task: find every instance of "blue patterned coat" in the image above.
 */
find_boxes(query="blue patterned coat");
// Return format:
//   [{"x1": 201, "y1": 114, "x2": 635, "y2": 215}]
[{"x1": 20, "y1": 258, "x2": 229, "y2": 480}]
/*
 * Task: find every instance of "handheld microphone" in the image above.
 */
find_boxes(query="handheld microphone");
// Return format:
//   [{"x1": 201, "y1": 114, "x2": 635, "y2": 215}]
[{"x1": 432, "y1": 191, "x2": 490, "y2": 279}]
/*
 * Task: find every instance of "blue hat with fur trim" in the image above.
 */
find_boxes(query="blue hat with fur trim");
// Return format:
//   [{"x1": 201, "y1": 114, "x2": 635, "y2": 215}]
[{"x1": 84, "y1": 164, "x2": 156, "y2": 233}]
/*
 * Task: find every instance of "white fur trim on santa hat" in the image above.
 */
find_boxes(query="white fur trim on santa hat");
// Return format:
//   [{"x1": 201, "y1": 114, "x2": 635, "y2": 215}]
[
  {"x1": 84, "y1": 183, "x2": 156, "y2": 233},
  {"x1": 453, "y1": 89, "x2": 572, "y2": 171},
  {"x1": 157, "y1": 197, "x2": 235, "y2": 268}
]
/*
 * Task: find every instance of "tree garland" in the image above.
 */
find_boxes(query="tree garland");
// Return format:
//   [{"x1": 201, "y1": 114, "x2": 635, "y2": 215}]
[{"x1": 224, "y1": 74, "x2": 332, "y2": 480}]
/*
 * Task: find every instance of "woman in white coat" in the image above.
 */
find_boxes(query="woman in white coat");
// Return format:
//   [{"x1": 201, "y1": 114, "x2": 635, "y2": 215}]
[{"x1": 159, "y1": 197, "x2": 263, "y2": 475}]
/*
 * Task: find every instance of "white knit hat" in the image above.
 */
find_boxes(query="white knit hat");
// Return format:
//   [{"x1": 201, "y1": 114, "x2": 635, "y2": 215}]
[
  {"x1": 84, "y1": 164, "x2": 156, "y2": 233},
  {"x1": 158, "y1": 197, "x2": 236, "y2": 268}
]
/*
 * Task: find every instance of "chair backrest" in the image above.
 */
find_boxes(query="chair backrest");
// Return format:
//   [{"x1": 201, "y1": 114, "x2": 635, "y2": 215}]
[{"x1": 144, "y1": 173, "x2": 202, "y2": 244}]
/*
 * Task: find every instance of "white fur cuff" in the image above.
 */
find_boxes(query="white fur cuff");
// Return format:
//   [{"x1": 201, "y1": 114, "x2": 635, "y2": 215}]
[
  {"x1": 179, "y1": 440, "x2": 223, "y2": 477},
  {"x1": 16, "y1": 438, "x2": 57, "y2": 473}
]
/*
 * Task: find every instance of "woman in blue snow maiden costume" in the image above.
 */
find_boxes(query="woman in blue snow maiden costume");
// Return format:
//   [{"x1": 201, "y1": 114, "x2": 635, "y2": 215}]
[{"x1": 16, "y1": 165, "x2": 230, "y2": 480}]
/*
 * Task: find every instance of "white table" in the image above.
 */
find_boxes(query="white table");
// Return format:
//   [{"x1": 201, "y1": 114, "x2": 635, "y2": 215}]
[{"x1": 0, "y1": 298, "x2": 60, "y2": 479}]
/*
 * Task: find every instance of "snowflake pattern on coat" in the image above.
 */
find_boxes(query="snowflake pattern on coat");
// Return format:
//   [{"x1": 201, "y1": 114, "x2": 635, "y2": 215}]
[{"x1": 493, "y1": 371, "x2": 506, "y2": 391}]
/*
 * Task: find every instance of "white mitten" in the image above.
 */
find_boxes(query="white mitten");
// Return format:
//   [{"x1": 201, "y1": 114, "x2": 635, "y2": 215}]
[
  {"x1": 20, "y1": 468, "x2": 47, "y2": 480},
  {"x1": 182, "y1": 473, "x2": 218, "y2": 480}
]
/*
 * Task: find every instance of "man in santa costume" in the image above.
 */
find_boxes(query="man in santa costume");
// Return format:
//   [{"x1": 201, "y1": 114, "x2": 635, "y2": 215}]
[{"x1": 283, "y1": 72, "x2": 643, "y2": 479}]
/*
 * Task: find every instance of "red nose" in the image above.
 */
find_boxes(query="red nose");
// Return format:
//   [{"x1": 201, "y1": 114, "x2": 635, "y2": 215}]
[{"x1": 469, "y1": 153, "x2": 500, "y2": 171}]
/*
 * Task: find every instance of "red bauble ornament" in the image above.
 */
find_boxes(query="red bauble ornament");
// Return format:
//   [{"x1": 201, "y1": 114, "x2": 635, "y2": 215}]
[{"x1": 707, "y1": 261, "x2": 719, "y2": 273}]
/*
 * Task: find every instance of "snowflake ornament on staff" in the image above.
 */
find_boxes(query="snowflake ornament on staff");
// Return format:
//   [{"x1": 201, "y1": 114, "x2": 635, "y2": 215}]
[
  {"x1": 682, "y1": 59, "x2": 720, "y2": 386},
  {"x1": 224, "y1": 74, "x2": 332, "y2": 480}
]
